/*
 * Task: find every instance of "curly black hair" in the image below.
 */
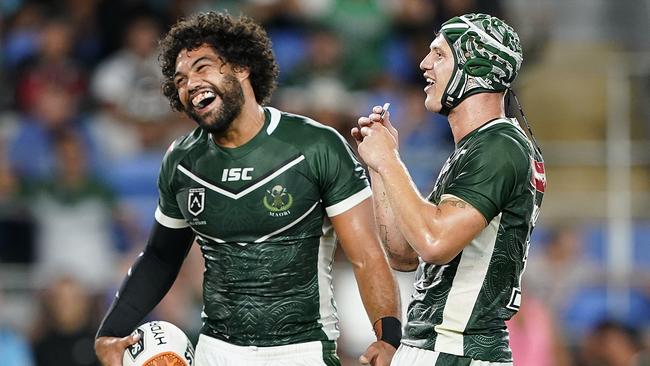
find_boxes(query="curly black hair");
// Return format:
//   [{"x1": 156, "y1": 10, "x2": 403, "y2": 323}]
[{"x1": 159, "y1": 11, "x2": 279, "y2": 111}]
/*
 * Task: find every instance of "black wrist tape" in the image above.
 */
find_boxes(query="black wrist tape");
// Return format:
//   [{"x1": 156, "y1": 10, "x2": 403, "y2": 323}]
[{"x1": 377, "y1": 316, "x2": 402, "y2": 349}]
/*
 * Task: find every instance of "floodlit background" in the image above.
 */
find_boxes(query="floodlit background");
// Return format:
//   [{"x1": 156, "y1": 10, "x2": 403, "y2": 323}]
[{"x1": 0, "y1": 0, "x2": 649, "y2": 365}]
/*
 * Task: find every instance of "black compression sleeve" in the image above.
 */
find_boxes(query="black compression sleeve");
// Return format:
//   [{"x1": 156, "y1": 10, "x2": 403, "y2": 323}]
[{"x1": 96, "y1": 222, "x2": 195, "y2": 338}]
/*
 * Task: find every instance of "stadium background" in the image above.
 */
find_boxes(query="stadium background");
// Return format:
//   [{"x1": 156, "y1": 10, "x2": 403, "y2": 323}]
[{"x1": 0, "y1": 0, "x2": 649, "y2": 365}]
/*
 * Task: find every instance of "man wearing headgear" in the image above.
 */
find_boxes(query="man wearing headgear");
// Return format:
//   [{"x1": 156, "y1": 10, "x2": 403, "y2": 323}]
[{"x1": 353, "y1": 13, "x2": 546, "y2": 365}]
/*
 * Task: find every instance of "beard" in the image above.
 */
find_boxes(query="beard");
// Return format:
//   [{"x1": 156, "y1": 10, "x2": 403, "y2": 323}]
[{"x1": 186, "y1": 74, "x2": 245, "y2": 135}]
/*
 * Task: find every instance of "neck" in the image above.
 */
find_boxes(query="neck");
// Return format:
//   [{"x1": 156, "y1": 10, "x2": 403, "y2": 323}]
[
  {"x1": 447, "y1": 92, "x2": 506, "y2": 144},
  {"x1": 212, "y1": 91, "x2": 265, "y2": 148}
]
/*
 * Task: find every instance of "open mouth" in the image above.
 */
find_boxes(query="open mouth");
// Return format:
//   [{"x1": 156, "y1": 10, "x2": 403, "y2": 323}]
[
  {"x1": 191, "y1": 90, "x2": 217, "y2": 112},
  {"x1": 425, "y1": 77, "x2": 436, "y2": 88}
]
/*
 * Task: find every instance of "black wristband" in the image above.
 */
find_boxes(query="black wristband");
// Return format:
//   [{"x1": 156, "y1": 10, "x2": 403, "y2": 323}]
[{"x1": 376, "y1": 316, "x2": 402, "y2": 349}]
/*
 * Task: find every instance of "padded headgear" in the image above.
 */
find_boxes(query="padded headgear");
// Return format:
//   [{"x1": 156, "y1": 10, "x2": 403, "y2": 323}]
[{"x1": 439, "y1": 13, "x2": 523, "y2": 114}]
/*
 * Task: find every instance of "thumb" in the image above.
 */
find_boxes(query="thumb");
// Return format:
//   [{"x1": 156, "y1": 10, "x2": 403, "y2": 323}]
[
  {"x1": 382, "y1": 110, "x2": 392, "y2": 124},
  {"x1": 121, "y1": 332, "x2": 141, "y2": 347},
  {"x1": 381, "y1": 111, "x2": 397, "y2": 131},
  {"x1": 359, "y1": 345, "x2": 378, "y2": 365},
  {"x1": 359, "y1": 354, "x2": 370, "y2": 365}
]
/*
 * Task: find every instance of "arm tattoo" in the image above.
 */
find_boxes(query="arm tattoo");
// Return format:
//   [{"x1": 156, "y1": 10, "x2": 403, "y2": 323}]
[
  {"x1": 379, "y1": 224, "x2": 389, "y2": 245},
  {"x1": 440, "y1": 198, "x2": 467, "y2": 209}
]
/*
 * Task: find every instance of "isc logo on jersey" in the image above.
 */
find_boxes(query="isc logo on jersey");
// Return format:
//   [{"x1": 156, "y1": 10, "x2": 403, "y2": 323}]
[
  {"x1": 221, "y1": 167, "x2": 254, "y2": 182},
  {"x1": 123, "y1": 321, "x2": 195, "y2": 366}
]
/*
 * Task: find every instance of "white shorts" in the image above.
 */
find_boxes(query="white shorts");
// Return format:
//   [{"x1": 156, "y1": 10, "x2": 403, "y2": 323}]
[
  {"x1": 195, "y1": 334, "x2": 340, "y2": 366},
  {"x1": 390, "y1": 344, "x2": 513, "y2": 366}
]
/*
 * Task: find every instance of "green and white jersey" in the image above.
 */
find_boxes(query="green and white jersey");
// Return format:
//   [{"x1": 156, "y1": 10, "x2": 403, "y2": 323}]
[
  {"x1": 154, "y1": 107, "x2": 371, "y2": 347},
  {"x1": 403, "y1": 118, "x2": 546, "y2": 362}
]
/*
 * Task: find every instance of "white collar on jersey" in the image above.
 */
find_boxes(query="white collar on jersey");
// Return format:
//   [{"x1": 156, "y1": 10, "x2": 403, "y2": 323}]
[{"x1": 265, "y1": 106, "x2": 282, "y2": 135}]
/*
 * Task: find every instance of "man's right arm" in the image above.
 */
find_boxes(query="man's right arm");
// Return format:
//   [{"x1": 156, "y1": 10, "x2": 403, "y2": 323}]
[
  {"x1": 369, "y1": 169, "x2": 419, "y2": 272},
  {"x1": 95, "y1": 222, "x2": 195, "y2": 366},
  {"x1": 353, "y1": 106, "x2": 419, "y2": 271}
]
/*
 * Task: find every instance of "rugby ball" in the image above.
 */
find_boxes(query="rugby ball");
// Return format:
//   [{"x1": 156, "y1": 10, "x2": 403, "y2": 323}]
[{"x1": 123, "y1": 321, "x2": 195, "y2": 366}]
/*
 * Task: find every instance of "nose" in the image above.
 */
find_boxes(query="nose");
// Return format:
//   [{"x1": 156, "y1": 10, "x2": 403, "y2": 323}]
[
  {"x1": 420, "y1": 52, "x2": 432, "y2": 71},
  {"x1": 186, "y1": 74, "x2": 205, "y2": 95},
  {"x1": 186, "y1": 74, "x2": 204, "y2": 95}
]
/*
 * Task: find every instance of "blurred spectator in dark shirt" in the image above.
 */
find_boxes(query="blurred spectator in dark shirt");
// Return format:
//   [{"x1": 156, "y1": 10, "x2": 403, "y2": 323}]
[
  {"x1": 0, "y1": 147, "x2": 34, "y2": 263},
  {"x1": 15, "y1": 16, "x2": 87, "y2": 112},
  {"x1": 31, "y1": 274, "x2": 100, "y2": 366},
  {"x1": 62, "y1": 0, "x2": 104, "y2": 67},
  {"x1": 578, "y1": 319, "x2": 650, "y2": 366}
]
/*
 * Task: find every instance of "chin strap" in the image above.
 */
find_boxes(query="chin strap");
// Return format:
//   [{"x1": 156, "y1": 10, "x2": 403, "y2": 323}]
[{"x1": 506, "y1": 88, "x2": 542, "y2": 153}]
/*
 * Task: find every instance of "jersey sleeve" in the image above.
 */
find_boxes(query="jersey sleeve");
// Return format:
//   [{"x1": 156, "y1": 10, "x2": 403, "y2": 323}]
[
  {"x1": 155, "y1": 141, "x2": 189, "y2": 229},
  {"x1": 310, "y1": 128, "x2": 371, "y2": 217},
  {"x1": 444, "y1": 135, "x2": 528, "y2": 222}
]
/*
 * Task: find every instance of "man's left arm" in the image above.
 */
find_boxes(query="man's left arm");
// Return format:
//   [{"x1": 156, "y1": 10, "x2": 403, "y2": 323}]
[{"x1": 330, "y1": 197, "x2": 402, "y2": 366}]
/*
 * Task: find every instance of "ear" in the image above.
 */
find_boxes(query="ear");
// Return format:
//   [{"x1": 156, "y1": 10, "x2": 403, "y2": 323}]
[
  {"x1": 463, "y1": 57, "x2": 492, "y2": 77},
  {"x1": 232, "y1": 65, "x2": 250, "y2": 81}
]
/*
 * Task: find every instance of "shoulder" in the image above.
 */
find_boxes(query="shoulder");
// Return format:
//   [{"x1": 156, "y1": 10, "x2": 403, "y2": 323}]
[
  {"x1": 161, "y1": 127, "x2": 206, "y2": 170},
  {"x1": 470, "y1": 119, "x2": 532, "y2": 168},
  {"x1": 271, "y1": 107, "x2": 342, "y2": 140},
  {"x1": 268, "y1": 107, "x2": 349, "y2": 152}
]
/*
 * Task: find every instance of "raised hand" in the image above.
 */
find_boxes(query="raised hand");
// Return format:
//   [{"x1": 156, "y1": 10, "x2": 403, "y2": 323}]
[{"x1": 352, "y1": 104, "x2": 398, "y2": 147}]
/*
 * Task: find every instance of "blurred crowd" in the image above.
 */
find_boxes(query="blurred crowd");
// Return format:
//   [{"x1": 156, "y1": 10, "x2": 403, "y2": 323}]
[{"x1": 0, "y1": 1, "x2": 649, "y2": 365}]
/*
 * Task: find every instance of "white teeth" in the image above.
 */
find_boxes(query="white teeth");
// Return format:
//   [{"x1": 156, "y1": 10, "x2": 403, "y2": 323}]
[
  {"x1": 426, "y1": 78, "x2": 435, "y2": 85},
  {"x1": 192, "y1": 90, "x2": 216, "y2": 108}
]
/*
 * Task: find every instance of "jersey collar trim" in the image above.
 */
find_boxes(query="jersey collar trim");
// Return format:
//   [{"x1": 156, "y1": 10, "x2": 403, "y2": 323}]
[
  {"x1": 478, "y1": 118, "x2": 514, "y2": 132},
  {"x1": 265, "y1": 106, "x2": 281, "y2": 135}
]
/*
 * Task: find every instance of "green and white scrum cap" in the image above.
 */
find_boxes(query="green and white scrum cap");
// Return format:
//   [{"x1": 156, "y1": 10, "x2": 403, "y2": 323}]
[{"x1": 439, "y1": 13, "x2": 523, "y2": 113}]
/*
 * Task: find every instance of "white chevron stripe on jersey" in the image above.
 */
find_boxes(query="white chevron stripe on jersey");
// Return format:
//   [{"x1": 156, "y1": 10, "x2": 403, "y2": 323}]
[
  {"x1": 434, "y1": 209, "x2": 502, "y2": 355},
  {"x1": 191, "y1": 201, "x2": 319, "y2": 245},
  {"x1": 177, "y1": 155, "x2": 306, "y2": 200},
  {"x1": 254, "y1": 201, "x2": 320, "y2": 243},
  {"x1": 193, "y1": 228, "x2": 226, "y2": 243}
]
